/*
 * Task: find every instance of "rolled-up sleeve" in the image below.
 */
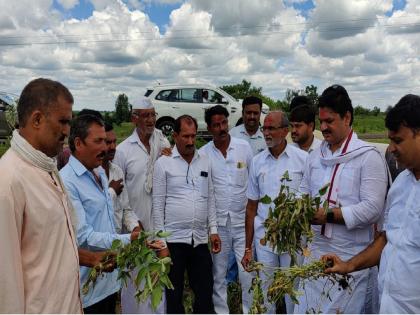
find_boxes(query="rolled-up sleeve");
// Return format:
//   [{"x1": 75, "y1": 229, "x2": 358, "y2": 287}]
[
  {"x1": 64, "y1": 181, "x2": 131, "y2": 248},
  {"x1": 341, "y1": 150, "x2": 388, "y2": 230}
]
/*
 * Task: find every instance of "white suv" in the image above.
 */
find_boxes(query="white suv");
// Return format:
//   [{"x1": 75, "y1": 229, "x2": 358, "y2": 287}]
[{"x1": 145, "y1": 84, "x2": 268, "y2": 136}]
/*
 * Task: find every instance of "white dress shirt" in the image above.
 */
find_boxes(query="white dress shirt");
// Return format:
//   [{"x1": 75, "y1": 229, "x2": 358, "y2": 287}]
[
  {"x1": 299, "y1": 139, "x2": 388, "y2": 260},
  {"x1": 247, "y1": 144, "x2": 308, "y2": 246},
  {"x1": 294, "y1": 134, "x2": 388, "y2": 314},
  {"x1": 153, "y1": 146, "x2": 218, "y2": 246},
  {"x1": 106, "y1": 162, "x2": 138, "y2": 234},
  {"x1": 230, "y1": 124, "x2": 266, "y2": 156},
  {"x1": 199, "y1": 137, "x2": 253, "y2": 227},
  {"x1": 379, "y1": 170, "x2": 420, "y2": 313},
  {"x1": 114, "y1": 129, "x2": 169, "y2": 231}
]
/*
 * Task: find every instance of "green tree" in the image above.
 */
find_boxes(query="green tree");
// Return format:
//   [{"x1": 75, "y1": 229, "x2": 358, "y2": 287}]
[
  {"x1": 220, "y1": 79, "x2": 263, "y2": 100},
  {"x1": 114, "y1": 93, "x2": 131, "y2": 125},
  {"x1": 354, "y1": 105, "x2": 371, "y2": 116},
  {"x1": 371, "y1": 106, "x2": 381, "y2": 116},
  {"x1": 305, "y1": 85, "x2": 319, "y2": 107}
]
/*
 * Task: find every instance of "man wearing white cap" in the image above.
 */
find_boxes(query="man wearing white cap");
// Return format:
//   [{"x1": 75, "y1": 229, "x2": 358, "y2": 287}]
[{"x1": 114, "y1": 97, "x2": 170, "y2": 313}]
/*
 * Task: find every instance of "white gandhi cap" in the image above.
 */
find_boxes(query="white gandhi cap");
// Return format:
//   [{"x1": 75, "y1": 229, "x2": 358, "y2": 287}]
[{"x1": 132, "y1": 97, "x2": 154, "y2": 110}]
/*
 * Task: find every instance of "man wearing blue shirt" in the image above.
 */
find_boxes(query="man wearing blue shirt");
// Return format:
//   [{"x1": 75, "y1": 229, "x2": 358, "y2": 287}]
[
  {"x1": 323, "y1": 94, "x2": 420, "y2": 313},
  {"x1": 60, "y1": 114, "x2": 139, "y2": 313}
]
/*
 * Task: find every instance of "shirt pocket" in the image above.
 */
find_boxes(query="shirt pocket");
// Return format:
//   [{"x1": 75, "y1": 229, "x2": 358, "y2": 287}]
[
  {"x1": 199, "y1": 175, "x2": 209, "y2": 198},
  {"x1": 338, "y1": 166, "x2": 356, "y2": 197},
  {"x1": 233, "y1": 165, "x2": 247, "y2": 187}
]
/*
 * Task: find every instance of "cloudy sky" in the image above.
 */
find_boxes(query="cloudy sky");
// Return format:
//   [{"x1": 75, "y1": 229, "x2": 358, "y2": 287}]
[{"x1": 0, "y1": 0, "x2": 419, "y2": 110}]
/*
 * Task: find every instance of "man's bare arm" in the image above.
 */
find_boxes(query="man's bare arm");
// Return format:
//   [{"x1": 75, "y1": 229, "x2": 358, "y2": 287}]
[{"x1": 323, "y1": 232, "x2": 387, "y2": 274}]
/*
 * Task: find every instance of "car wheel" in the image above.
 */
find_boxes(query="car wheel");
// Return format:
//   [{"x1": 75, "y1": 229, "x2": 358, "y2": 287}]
[{"x1": 156, "y1": 119, "x2": 175, "y2": 136}]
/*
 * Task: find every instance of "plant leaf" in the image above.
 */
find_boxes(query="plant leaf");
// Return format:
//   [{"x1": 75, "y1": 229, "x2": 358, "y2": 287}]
[{"x1": 260, "y1": 195, "x2": 272, "y2": 204}]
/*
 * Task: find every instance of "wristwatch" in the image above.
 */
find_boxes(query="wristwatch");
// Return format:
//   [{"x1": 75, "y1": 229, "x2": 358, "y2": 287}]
[{"x1": 326, "y1": 208, "x2": 335, "y2": 223}]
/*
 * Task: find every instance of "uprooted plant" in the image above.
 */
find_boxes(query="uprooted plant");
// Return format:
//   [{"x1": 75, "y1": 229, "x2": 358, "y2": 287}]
[
  {"x1": 259, "y1": 171, "x2": 329, "y2": 266},
  {"x1": 82, "y1": 230, "x2": 173, "y2": 310}
]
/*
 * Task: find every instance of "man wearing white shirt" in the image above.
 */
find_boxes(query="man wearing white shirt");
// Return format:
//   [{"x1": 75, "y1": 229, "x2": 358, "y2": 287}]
[
  {"x1": 153, "y1": 115, "x2": 221, "y2": 314},
  {"x1": 230, "y1": 96, "x2": 266, "y2": 156},
  {"x1": 101, "y1": 123, "x2": 138, "y2": 234},
  {"x1": 199, "y1": 105, "x2": 254, "y2": 314},
  {"x1": 289, "y1": 96, "x2": 322, "y2": 153},
  {"x1": 323, "y1": 94, "x2": 420, "y2": 313},
  {"x1": 241, "y1": 111, "x2": 307, "y2": 314},
  {"x1": 113, "y1": 98, "x2": 170, "y2": 313},
  {"x1": 294, "y1": 85, "x2": 388, "y2": 314}
]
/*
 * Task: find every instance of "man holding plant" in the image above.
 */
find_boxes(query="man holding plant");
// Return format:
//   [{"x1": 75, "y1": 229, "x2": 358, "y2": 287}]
[
  {"x1": 294, "y1": 85, "x2": 388, "y2": 313},
  {"x1": 323, "y1": 94, "x2": 420, "y2": 313}
]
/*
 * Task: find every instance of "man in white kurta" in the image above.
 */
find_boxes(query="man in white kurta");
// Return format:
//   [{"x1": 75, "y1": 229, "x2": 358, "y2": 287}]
[
  {"x1": 294, "y1": 85, "x2": 388, "y2": 314},
  {"x1": 242, "y1": 111, "x2": 308, "y2": 313},
  {"x1": 322, "y1": 94, "x2": 420, "y2": 313},
  {"x1": 199, "y1": 105, "x2": 254, "y2": 313},
  {"x1": 113, "y1": 98, "x2": 170, "y2": 313},
  {"x1": 0, "y1": 78, "x2": 81, "y2": 313}
]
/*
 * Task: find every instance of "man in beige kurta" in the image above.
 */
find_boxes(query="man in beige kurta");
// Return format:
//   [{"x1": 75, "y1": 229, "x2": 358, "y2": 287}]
[{"x1": 0, "y1": 78, "x2": 82, "y2": 313}]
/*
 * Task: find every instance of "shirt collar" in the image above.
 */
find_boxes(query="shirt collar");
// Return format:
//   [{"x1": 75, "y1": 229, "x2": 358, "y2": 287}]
[
  {"x1": 128, "y1": 129, "x2": 142, "y2": 145},
  {"x1": 210, "y1": 137, "x2": 235, "y2": 152},
  {"x1": 239, "y1": 124, "x2": 263, "y2": 139},
  {"x1": 172, "y1": 145, "x2": 200, "y2": 162},
  {"x1": 68, "y1": 155, "x2": 89, "y2": 177},
  {"x1": 262, "y1": 142, "x2": 291, "y2": 160}
]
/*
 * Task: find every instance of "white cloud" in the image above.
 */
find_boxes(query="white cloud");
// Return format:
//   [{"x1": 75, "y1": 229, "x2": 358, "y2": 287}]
[{"x1": 0, "y1": 0, "x2": 419, "y2": 112}]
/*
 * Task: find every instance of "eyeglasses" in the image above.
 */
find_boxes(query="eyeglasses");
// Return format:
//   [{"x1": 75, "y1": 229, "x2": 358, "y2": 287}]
[
  {"x1": 260, "y1": 125, "x2": 288, "y2": 132},
  {"x1": 132, "y1": 112, "x2": 158, "y2": 119}
]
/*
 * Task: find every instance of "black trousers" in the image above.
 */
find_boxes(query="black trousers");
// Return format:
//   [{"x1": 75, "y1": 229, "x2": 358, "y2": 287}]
[
  {"x1": 166, "y1": 243, "x2": 215, "y2": 314},
  {"x1": 83, "y1": 292, "x2": 118, "y2": 314}
]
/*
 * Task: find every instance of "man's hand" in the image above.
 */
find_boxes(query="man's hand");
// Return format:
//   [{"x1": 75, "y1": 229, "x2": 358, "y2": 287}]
[
  {"x1": 241, "y1": 249, "x2": 253, "y2": 272},
  {"x1": 210, "y1": 234, "x2": 221, "y2": 253},
  {"x1": 161, "y1": 147, "x2": 172, "y2": 157},
  {"x1": 92, "y1": 251, "x2": 116, "y2": 273},
  {"x1": 311, "y1": 207, "x2": 327, "y2": 225},
  {"x1": 109, "y1": 179, "x2": 124, "y2": 196},
  {"x1": 147, "y1": 240, "x2": 170, "y2": 258},
  {"x1": 130, "y1": 230, "x2": 140, "y2": 241},
  {"x1": 321, "y1": 254, "x2": 353, "y2": 275}
]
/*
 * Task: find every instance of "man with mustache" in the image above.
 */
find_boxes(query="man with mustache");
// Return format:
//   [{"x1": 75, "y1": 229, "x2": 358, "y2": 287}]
[
  {"x1": 289, "y1": 96, "x2": 322, "y2": 153},
  {"x1": 60, "y1": 114, "x2": 140, "y2": 313},
  {"x1": 241, "y1": 111, "x2": 307, "y2": 313},
  {"x1": 0, "y1": 78, "x2": 82, "y2": 313},
  {"x1": 322, "y1": 94, "x2": 420, "y2": 313},
  {"x1": 230, "y1": 96, "x2": 266, "y2": 156},
  {"x1": 114, "y1": 97, "x2": 170, "y2": 313},
  {"x1": 293, "y1": 85, "x2": 388, "y2": 314},
  {"x1": 153, "y1": 115, "x2": 221, "y2": 314},
  {"x1": 199, "y1": 105, "x2": 254, "y2": 313},
  {"x1": 101, "y1": 122, "x2": 139, "y2": 234}
]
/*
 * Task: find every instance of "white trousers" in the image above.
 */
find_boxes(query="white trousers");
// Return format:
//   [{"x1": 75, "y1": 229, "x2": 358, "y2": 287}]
[
  {"x1": 212, "y1": 217, "x2": 254, "y2": 314},
  {"x1": 255, "y1": 240, "x2": 295, "y2": 314},
  {"x1": 121, "y1": 273, "x2": 166, "y2": 314}
]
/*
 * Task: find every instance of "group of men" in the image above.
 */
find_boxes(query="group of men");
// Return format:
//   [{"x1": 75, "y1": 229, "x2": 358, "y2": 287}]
[{"x1": 1, "y1": 77, "x2": 420, "y2": 314}]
